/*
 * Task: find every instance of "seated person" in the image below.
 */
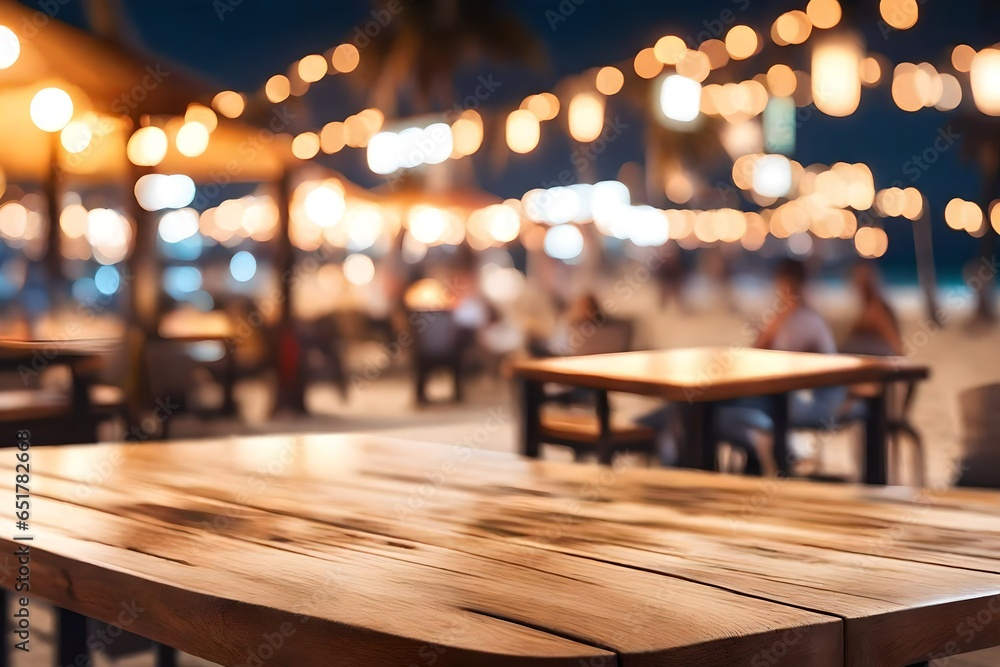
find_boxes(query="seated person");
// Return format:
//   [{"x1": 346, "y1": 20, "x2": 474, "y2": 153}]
[
  {"x1": 841, "y1": 263, "x2": 902, "y2": 356},
  {"x1": 646, "y1": 259, "x2": 846, "y2": 475},
  {"x1": 529, "y1": 293, "x2": 602, "y2": 358}
]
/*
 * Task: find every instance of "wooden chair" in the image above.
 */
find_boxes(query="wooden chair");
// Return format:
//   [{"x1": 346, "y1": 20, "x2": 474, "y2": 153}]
[
  {"x1": 795, "y1": 347, "x2": 926, "y2": 485},
  {"x1": 537, "y1": 389, "x2": 656, "y2": 465},
  {"x1": 410, "y1": 310, "x2": 473, "y2": 405},
  {"x1": 534, "y1": 318, "x2": 656, "y2": 464},
  {"x1": 956, "y1": 382, "x2": 1000, "y2": 489}
]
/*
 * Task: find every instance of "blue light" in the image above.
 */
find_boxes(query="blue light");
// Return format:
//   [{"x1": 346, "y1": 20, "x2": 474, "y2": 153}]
[
  {"x1": 94, "y1": 265, "x2": 120, "y2": 295},
  {"x1": 163, "y1": 266, "x2": 203, "y2": 299},
  {"x1": 229, "y1": 251, "x2": 257, "y2": 283},
  {"x1": 71, "y1": 277, "x2": 98, "y2": 303}
]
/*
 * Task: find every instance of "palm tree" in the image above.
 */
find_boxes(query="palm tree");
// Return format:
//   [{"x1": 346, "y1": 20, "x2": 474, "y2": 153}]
[{"x1": 357, "y1": 0, "x2": 543, "y2": 115}]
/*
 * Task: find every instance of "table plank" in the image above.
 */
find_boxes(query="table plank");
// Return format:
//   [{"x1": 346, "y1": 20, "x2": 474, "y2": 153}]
[
  {"x1": 0, "y1": 436, "x2": 844, "y2": 667},
  {"x1": 512, "y1": 347, "x2": 928, "y2": 401},
  {"x1": 100, "y1": 435, "x2": 994, "y2": 667}
]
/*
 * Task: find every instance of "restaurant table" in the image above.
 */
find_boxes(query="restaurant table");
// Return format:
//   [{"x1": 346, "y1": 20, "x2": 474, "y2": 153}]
[
  {"x1": 512, "y1": 347, "x2": 931, "y2": 484},
  {"x1": 0, "y1": 337, "x2": 118, "y2": 413},
  {"x1": 157, "y1": 312, "x2": 238, "y2": 415},
  {"x1": 4, "y1": 434, "x2": 998, "y2": 666}
]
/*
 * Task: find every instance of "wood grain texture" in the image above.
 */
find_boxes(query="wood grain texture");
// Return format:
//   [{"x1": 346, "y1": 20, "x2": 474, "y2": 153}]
[
  {"x1": 4, "y1": 435, "x2": 995, "y2": 665},
  {"x1": 512, "y1": 347, "x2": 930, "y2": 401},
  {"x1": 0, "y1": 435, "x2": 847, "y2": 667}
]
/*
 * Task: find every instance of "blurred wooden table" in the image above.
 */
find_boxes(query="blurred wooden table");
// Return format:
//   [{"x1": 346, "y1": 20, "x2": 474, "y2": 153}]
[
  {"x1": 157, "y1": 311, "x2": 238, "y2": 415},
  {"x1": 513, "y1": 347, "x2": 930, "y2": 484},
  {"x1": 3, "y1": 434, "x2": 998, "y2": 666},
  {"x1": 0, "y1": 338, "x2": 118, "y2": 413},
  {"x1": 0, "y1": 339, "x2": 122, "y2": 451}
]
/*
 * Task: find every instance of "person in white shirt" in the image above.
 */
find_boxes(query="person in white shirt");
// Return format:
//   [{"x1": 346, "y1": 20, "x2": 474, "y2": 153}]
[{"x1": 648, "y1": 259, "x2": 845, "y2": 474}]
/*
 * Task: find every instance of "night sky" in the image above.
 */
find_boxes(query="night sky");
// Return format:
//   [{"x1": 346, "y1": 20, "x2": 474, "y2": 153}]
[{"x1": 20, "y1": 0, "x2": 1000, "y2": 280}]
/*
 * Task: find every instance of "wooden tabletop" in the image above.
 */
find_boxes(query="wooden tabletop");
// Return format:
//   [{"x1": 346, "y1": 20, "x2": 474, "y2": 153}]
[
  {"x1": 0, "y1": 337, "x2": 119, "y2": 361},
  {"x1": 512, "y1": 347, "x2": 930, "y2": 401},
  {"x1": 157, "y1": 310, "x2": 236, "y2": 342},
  {"x1": 4, "y1": 434, "x2": 997, "y2": 666}
]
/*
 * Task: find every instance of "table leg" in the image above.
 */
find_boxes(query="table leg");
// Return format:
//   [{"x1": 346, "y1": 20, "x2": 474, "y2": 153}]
[
  {"x1": 70, "y1": 366, "x2": 92, "y2": 415},
  {"x1": 770, "y1": 393, "x2": 791, "y2": 477},
  {"x1": 156, "y1": 642, "x2": 178, "y2": 667},
  {"x1": 57, "y1": 608, "x2": 88, "y2": 667},
  {"x1": 595, "y1": 390, "x2": 613, "y2": 466},
  {"x1": 221, "y1": 338, "x2": 237, "y2": 416},
  {"x1": 0, "y1": 589, "x2": 6, "y2": 667},
  {"x1": 864, "y1": 389, "x2": 889, "y2": 485},
  {"x1": 520, "y1": 379, "x2": 543, "y2": 459},
  {"x1": 681, "y1": 402, "x2": 717, "y2": 471}
]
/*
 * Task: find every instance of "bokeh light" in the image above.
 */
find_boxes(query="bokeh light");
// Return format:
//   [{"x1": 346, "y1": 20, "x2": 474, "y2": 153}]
[{"x1": 30, "y1": 87, "x2": 73, "y2": 132}]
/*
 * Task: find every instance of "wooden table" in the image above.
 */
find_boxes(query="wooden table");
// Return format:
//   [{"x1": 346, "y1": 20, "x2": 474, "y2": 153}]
[
  {"x1": 0, "y1": 338, "x2": 118, "y2": 412},
  {"x1": 157, "y1": 313, "x2": 238, "y2": 415},
  {"x1": 513, "y1": 347, "x2": 930, "y2": 484},
  {"x1": 4, "y1": 434, "x2": 998, "y2": 666}
]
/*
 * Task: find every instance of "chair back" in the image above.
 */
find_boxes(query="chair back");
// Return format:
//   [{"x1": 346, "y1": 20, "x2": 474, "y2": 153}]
[
  {"x1": 144, "y1": 340, "x2": 201, "y2": 410},
  {"x1": 412, "y1": 310, "x2": 463, "y2": 358},
  {"x1": 957, "y1": 382, "x2": 1000, "y2": 489},
  {"x1": 570, "y1": 318, "x2": 634, "y2": 357}
]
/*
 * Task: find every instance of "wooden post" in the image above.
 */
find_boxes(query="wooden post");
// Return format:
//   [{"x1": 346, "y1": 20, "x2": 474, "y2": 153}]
[
  {"x1": 273, "y1": 168, "x2": 307, "y2": 413},
  {"x1": 913, "y1": 196, "x2": 941, "y2": 325},
  {"x1": 44, "y1": 132, "x2": 64, "y2": 290},
  {"x1": 974, "y1": 142, "x2": 999, "y2": 323},
  {"x1": 123, "y1": 159, "x2": 156, "y2": 427}
]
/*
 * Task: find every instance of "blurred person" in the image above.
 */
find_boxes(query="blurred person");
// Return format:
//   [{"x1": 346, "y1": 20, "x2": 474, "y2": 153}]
[
  {"x1": 646, "y1": 259, "x2": 846, "y2": 475},
  {"x1": 841, "y1": 263, "x2": 902, "y2": 356},
  {"x1": 536, "y1": 293, "x2": 602, "y2": 357}
]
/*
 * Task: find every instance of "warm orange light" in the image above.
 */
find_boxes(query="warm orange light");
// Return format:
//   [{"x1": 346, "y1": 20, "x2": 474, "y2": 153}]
[
  {"x1": 127, "y1": 127, "x2": 168, "y2": 166},
  {"x1": 185, "y1": 104, "x2": 218, "y2": 132},
  {"x1": 175, "y1": 121, "x2": 210, "y2": 157},
  {"x1": 653, "y1": 35, "x2": 686, "y2": 65},
  {"x1": 595, "y1": 66, "x2": 624, "y2": 95},
  {"x1": 767, "y1": 64, "x2": 797, "y2": 97},
  {"x1": 265, "y1": 75, "x2": 291, "y2": 103},
  {"x1": 806, "y1": 0, "x2": 842, "y2": 29},
  {"x1": 320, "y1": 121, "x2": 345, "y2": 154},
  {"x1": 971, "y1": 49, "x2": 1000, "y2": 116},
  {"x1": 725, "y1": 26, "x2": 758, "y2": 60},
  {"x1": 812, "y1": 35, "x2": 862, "y2": 117},
  {"x1": 213, "y1": 91, "x2": 245, "y2": 119},
  {"x1": 891, "y1": 63, "x2": 922, "y2": 112},
  {"x1": 451, "y1": 111, "x2": 484, "y2": 156},
  {"x1": 634, "y1": 47, "x2": 663, "y2": 79},
  {"x1": 952, "y1": 44, "x2": 976, "y2": 73},
  {"x1": 298, "y1": 54, "x2": 328, "y2": 83},
  {"x1": 854, "y1": 226, "x2": 888, "y2": 258},
  {"x1": 291, "y1": 132, "x2": 320, "y2": 160},
  {"x1": 568, "y1": 92, "x2": 605, "y2": 143},
  {"x1": 880, "y1": 0, "x2": 918, "y2": 30},
  {"x1": 676, "y1": 50, "x2": 711, "y2": 82},
  {"x1": 901, "y1": 188, "x2": 923, "y2": 220},
  {"x1": 945, "y1": 198, "x2": 983, "y2": 232},
  {"x1": 506, "y1": 109, "x2": 540, "y2": 154},
  {"x1": 30, "y1": 87, "x2": 73, "y2": 132},
  {"x1": 525, "y1": 93, "x2": 560, "y2": 121},
  {"x1": 936, "y1": 73, "x2": 962, "y2": 111},
  {"x1": 332, "y1": 44, "x2": 360, "y2": 73},
  {"x1": 0, "y1": 26, "x2": 19, "y2": 69},
  {"x1": 699, "y1": 39, "x2": 729, "y2": 69},
  {"x1": 860, "y1": 57, "x2": 882, "y2": 85},
  {"x1": 774, "y1": 11, "x2": 812, "y2": 45}
]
